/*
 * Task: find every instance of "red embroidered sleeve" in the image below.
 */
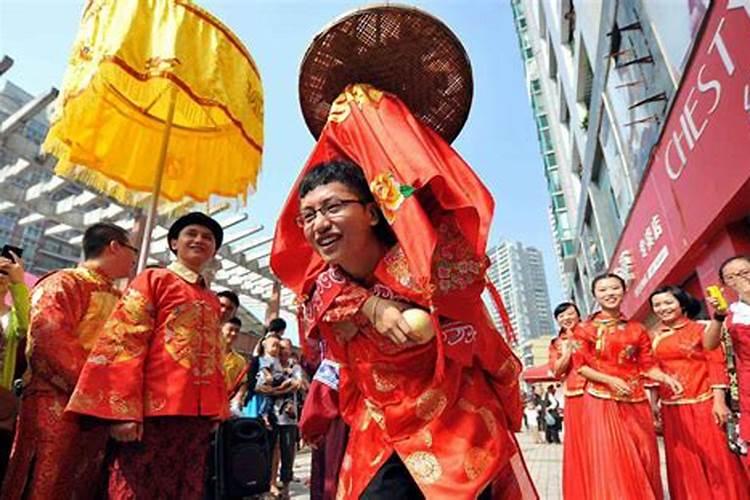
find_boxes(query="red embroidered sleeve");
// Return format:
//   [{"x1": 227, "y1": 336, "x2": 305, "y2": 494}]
[
  {"x1": 636, "y1": 324, "x2": 656, "y2": 373},
  {"x1": 321, "y1": 282, "x2": 370, "y2": 324},
  {"x1": 571, "y1": 324, "x2": 596, "y2": 371},
  {"x1": 28, "y1": 271, "x2": 86, "y2": 393}
]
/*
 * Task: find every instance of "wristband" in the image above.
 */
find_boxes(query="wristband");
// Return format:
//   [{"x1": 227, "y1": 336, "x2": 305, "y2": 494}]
[{"x1": 713, "y1": 312, "x2": 727, "y2": 322}]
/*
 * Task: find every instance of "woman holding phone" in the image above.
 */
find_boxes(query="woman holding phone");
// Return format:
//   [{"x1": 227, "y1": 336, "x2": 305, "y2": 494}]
[{"x1": 649, "y1": 285, "x2": 748, "y2": 499}]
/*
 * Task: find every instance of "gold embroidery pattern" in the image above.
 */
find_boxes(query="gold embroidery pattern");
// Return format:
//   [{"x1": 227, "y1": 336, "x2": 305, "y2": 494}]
[
  {"x1": 69, "y1": 388, "x2": 103, "y2": 412},
  {"x1": 370, "y1": 449, "x2": 387, "y2": 467},
  {"x1": 77, "y1": 291, "x2": 120, "y2": 350},
  {"x1": 109, "y1": 394, "x2": 137, "y2": 417},
  {"x1": 415, "y1": 389, "x2": 448, "y2": 421},
  {"x1": 328, "y1": 83, "x2": 384, "y2": 125},
  {"x1": 120, "y1": 288, "x2": 151, "y2": 323},
  {"x1": 384, "y1": 246, "x2": 416, "y2": 289},
  {"x1": 458, "y1": 398, "x2": 498, "y2": 438},
  {"x1": 361, "y1": 399, "x2": 386, "y2": 431},
  {"x1": 90, "y1": 288, "x2": 152, "y2": 365},
  {"x1": 372, "y1": 368, "x2": 398, "y2": 393},
  {"x1": 432, "y1": 219, "x2": 486, "y2": 294},
  {"x1": 145, "y1": 391, "x2": 167, "y2": 413},
  {"x1": 49, "y1": 400, "x2": 65, "y2": 419},
  {"x1": 164, "y1": 302, "x2": 221, "y2": 373},
  {"x1": 464, "y1": 447, "x2": 493, "y2": 480},
  {"x1": 404, "y1": 451, "x2": 442, "y2": 485},
  {"x1": 421, "y1": 429, "x2": 434, "y2": 448}
]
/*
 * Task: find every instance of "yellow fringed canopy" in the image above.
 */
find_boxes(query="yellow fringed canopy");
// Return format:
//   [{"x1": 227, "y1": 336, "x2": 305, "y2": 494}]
[{"x1": 43, "y1": 0, "x2": 263, "y2": 210}]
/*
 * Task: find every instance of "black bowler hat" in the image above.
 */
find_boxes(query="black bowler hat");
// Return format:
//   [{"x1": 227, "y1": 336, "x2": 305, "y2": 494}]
[{"x1": 167, "y1": 212, "x2": 224, "y2": 254}]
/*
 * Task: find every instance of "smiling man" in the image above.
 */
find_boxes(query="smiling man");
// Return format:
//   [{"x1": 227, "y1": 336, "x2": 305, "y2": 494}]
[
  {"x1": 274, "y1": 155, "x2": 535, "y2": 499},
  {"x1": 66, "y1": 212, "x2": 228, "y2": 500}
]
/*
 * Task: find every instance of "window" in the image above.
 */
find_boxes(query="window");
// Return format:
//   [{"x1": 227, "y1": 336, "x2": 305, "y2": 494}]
[{"x1": 577, "y1": 41, "x2": 594, "y2": 113}]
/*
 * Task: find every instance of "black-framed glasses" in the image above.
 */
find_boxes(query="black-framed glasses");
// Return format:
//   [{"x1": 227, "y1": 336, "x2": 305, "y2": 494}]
[
  {"x1": 118, "y1": 240, "x2": 140, "y2": 255},
  {"x1": 724, "y1": 269, "x2": 750, "y2": 283},
  {"x1": 295, "y1": 199, "x2": 366, "y2": 228}
]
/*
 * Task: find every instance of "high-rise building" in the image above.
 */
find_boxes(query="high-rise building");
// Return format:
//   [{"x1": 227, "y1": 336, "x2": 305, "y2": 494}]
[
  {"x1": 512, "y1": 1, "x2": 750, "y2": 321},
  {"x1": 0, "y1": 80, "x2": 83, "y2": 275},
  {"x1": 487, "y1": 240, "x2": 555, "y2": 345},
  {"x1": 510, "y1": 0, "x2": 722, "y2": 315}
]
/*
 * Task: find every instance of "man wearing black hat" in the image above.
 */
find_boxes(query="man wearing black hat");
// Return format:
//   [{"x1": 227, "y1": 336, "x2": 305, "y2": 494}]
[{"x1": 67, "y1": 212, "x2": 228, "y2": 499}]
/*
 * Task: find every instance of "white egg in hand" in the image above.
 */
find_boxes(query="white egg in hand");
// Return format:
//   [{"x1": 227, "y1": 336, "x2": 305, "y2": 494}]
[{"x1": 402, "y1": 308, "x2": 435, "y2": 344}]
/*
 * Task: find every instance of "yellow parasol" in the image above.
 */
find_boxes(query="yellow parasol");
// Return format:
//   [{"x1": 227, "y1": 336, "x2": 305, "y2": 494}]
[{"x1": 43, "y1": 0, "x2": 263, "y2": 271}]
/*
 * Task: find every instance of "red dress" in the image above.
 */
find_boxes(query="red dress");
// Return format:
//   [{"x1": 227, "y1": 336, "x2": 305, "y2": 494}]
[
  {"x1": 66, "y1": 262, "x2": 228, "y2": 500},
  {"x1": 1, "y1": 267, "x2": 120, "y2": 500},
  {"x1": 548, "y1": 326, "x2": 588, "y2": 500},
  {"x1": 574, "y1": 314, "x2": 663, "y2": 500},
  {"x1": 651, "y1": 319, "x2": 749, "y2": 499}
]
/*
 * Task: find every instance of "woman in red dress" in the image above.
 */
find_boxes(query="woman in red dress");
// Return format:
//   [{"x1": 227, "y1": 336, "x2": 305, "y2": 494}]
[
  {"x1": 574, "y1": 273, "x2": 682, "y2": 500},
  {"x1": 705, "y1": 254, "x2": 750, "y2": 473},
  {"x1": 548, "y1": 302, "x2": 588, "y2": 500},
  {"x1": 649, "y1": 285, "x2": 749, "y2": 500}
]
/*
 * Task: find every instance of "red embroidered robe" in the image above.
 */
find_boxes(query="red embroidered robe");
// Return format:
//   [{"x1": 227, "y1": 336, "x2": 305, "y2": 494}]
[
  {"x1": 301, "y1": 245, "x2": 534, "y2": 499},
  {"x1": 66, "y1": 262, "x2": 228, "y2": 421},
  {"x1": 2, "y1": 267, "x2": 120, "y2": 500}
]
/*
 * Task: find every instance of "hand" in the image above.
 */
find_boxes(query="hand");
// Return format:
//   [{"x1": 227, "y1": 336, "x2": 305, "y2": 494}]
[
  {"x1": 607, "y1": 376, "x2": 632, "y2": 397},
  {"x1": 712, "y1": 396, "x2": 731, "y2": 426},
  {"x1": 0, "y1": 252, "x2": 24, "y2": 284},
  {"x1": 706, "y1": 295, "x2": 726, "y2": 314},
  {"x1": 110, "y1": 422, "x2": 142, "y2": 442},
  {"x1": 662, "y1": 375, "x2": 684, "y2": 397},
  {"x1": 361, "y1": 296, "x2": 414, "y2": 345},
  {"x1": 561, "y1": 339, "x2": 573, "y2": 357}
]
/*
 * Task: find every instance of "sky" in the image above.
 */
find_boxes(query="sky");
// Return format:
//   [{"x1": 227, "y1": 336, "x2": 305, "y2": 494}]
[{"x1": 0, "y1": 0, "x2": 564, "y2": 343}]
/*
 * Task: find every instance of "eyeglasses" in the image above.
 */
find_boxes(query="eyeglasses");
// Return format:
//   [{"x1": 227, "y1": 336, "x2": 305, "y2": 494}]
[
  {"x1": 119, "y1": 241, "x2": 139, "y2": 255},
  {"x1": 724, "y1": 268, "x2": 750, "y2": 283},
  {"x1": 295, "y1": 199, "x2": 366, "y2": 228}
]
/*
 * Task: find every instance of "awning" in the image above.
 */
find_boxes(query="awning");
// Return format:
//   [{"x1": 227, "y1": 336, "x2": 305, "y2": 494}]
[{"x1": 521, "y1": 364, "x2": 557, "y2": 383}]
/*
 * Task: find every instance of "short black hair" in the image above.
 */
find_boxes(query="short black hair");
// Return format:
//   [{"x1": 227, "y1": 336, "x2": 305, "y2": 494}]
[
  {"x1": 591, "y1": 273, "x2": 627, "y2": 296},
  {"x1": 226, "y1": 317, "x2": 242, "y2": 328},
  {"x1": 217, "y1": 290, "x2": 240, "y2": 308},
  {"x1": 266, "y1": 317, "x2": 286, "y2": 334},
  {"x1": 553, "y1": 302, "x2": 580, "y2": 320},
  {"x1": 649, "y1": 285, "x2": 703, "y2": 319},
  {"x1": 298, "y1": 160, "x2": 397, "y2": 247},
  {"x1": 719, "y1": 255, "x2": 750, "y2": 284},
  {"x1": 83, "y1": 223, "x2": 130, "y2": 260}
]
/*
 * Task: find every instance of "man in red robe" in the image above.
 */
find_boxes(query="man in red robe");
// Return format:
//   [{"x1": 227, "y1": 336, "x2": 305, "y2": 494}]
[
  {"x1": 271, "y1": 85, "x2": 537, "y2": 499},
  {"x1": 66, "y1": 212, "x2": 228, "y2": 500},
  {"x1": 1, "y1": 223, "x2": 136, "y2": 500}
]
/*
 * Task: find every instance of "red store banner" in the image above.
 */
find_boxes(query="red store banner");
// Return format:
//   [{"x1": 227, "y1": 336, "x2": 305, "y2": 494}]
[{"x1": 610, "y1": 0, "x2": 750, "y2": 316}]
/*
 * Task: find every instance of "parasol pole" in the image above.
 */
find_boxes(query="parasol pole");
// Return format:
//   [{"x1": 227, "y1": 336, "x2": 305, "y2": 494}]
[{"x1": 136, "y1": 85, "x2": 178, "y2": 273}]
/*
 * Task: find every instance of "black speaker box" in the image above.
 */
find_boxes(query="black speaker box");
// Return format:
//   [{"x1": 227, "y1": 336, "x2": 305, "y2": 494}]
[{"x1": 210, "y1": 417, "x2": 272, "y2": 499}]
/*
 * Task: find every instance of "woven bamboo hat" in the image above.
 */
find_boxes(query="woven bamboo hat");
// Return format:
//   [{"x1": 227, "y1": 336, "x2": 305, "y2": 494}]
[{"x1": 299, "y1": 4, "x2": 473, "y2": 144}]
